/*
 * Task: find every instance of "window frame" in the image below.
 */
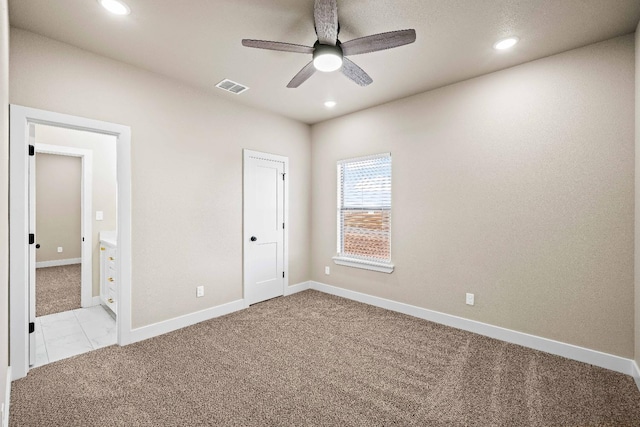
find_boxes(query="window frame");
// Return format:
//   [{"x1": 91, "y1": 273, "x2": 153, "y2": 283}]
[{"x1": 333, "y1": 152, "x2": 394, "y2": 274}]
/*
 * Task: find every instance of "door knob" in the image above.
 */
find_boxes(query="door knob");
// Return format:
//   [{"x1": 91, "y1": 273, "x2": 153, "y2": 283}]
[
  {"x1": 35, "y1": 244, "x2": 40, "y2": 249},
  {"x1": 250, "y1": 236, "x2": 257, "y2": 242}
]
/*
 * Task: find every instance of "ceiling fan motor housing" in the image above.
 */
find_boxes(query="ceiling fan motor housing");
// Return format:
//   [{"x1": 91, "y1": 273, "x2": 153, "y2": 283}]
[{"x1": 313, "y1": 42, "x2": 344, "y2": 72}]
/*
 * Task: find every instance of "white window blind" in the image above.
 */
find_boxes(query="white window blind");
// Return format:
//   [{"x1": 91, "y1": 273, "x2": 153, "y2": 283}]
[{"x1": 337, "y1": 153, "x2": 392, "y2": 266}]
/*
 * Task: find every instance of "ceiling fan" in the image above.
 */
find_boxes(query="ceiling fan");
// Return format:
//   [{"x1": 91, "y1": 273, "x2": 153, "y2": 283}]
[{"x1": 241, "y1": 0, "x2": 416, "y2": 88}]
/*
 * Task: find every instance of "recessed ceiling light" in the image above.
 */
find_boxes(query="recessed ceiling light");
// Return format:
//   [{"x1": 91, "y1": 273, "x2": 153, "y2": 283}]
[
  {"x1": 493, "y1": 37, "x2": 519, "y2": 51},
  {"x1": 98, "y1": 0, "x2": 131, "y2": 15},
  {"x1": 324, "y1": 101, "x2": 337, "y2": 108}
]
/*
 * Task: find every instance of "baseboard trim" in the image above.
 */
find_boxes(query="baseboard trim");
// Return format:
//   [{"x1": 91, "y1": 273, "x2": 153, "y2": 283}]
[
  {"x1": 284, "y1": 281, "x2": 310, "y2": 296},
  {"x1": 35, "y1": 258, "x2": 81, "y2": 269},
  {"x1": 309, "y1": 281, "x2": 635, "y2": 377},
  {"x1": 91, "y1": 296, "x2": 101, "y2": 307},
  {"x1": 129, "y1": 299, "x2": 245, "y2": 344},
  {"x1": 3, "y1": 366, "x2": 11, "y2": 427},
  {"x1": 632, "y1": 361, "x2": 640, "y2": 392},
  {"x1": 128, "y1": 283, "x2": 311, "y2": 345}
]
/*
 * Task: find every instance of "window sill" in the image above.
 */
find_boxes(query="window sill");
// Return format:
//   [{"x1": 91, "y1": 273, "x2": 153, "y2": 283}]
[{"x1": 332, "y1": 256, "x2": 394, "y2": 274}]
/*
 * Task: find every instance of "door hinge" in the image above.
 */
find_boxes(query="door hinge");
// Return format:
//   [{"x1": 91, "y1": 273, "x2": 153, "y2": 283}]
[
  {"x1": 29, "y1": 233, "x2": 35, "y2": 244},
  {"x1": 29, "y1": 322, "x2": 34, "y2": 334},
  {"x1": 282, "y1": 173, "x2": 286, "y2": 180},
  {"x1": 28, "y1": 145, "x2": 35, "y2": 156},
  {"x1": 282, "y1": 223, "x2": 285, "y2": 229},
  {"x1": 282, "y1": 271, "x2": 285, "y2": 278}
]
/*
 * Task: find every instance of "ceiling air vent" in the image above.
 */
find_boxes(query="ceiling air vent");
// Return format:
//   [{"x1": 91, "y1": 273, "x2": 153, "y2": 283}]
[{"x1": 216, "y1": 79, "x2": 249, "y2": 95}]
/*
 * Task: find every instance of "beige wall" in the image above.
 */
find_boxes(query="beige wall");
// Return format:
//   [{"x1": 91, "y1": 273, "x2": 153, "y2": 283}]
[
  {"x1": 311, "y1": 35, "x2": 635, "y2": 358},
  {"x1": 9, "y1": 28, "x2": 311, "y2": 328},
  {"x1": 35, "y1": 124, "x2": 117, "y2": 297},
  {"x1": 6, "y1": 23, "x2": 635, "y2": 368},
  {"x1": 635, "y1": 22, "x2": 640, "y2": 367},
  {"x1": 36, "y1": 153, "x2": 81, "y2": 262},
  {"x1": 0, "y1": 0, "x2": 7, "y2": 414}
]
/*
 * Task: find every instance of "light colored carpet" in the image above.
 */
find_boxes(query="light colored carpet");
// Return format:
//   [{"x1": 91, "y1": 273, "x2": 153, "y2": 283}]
[
  {"x1": 36, "y1": 264, "x2": 81, "y2": 317},
  {"x1": 10, "y1": 290, "x2": 640, "y2": 426}
]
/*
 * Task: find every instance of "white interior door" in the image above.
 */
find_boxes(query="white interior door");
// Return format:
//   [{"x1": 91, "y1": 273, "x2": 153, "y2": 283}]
[
  {"x1": 28, "y1": 124, "x2": 36, "y2": 366},
  {"x1": 244, "y1": 150, "x2": 287, "y2": 305}
]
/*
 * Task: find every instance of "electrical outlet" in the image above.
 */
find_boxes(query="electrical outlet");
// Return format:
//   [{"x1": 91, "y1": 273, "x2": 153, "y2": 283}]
[
  {"x1": 325, "y1": 266, "x2": 330, "y2": 275},
  {"x1": 466, "y1": 293, "x2": 475, "y2": 306},
  {"x1": 57, "y1": 247, "x2": 63, "y2": 253},
  {"x1": 196, "y1": 286, "x2": 205, "y2": 298}
]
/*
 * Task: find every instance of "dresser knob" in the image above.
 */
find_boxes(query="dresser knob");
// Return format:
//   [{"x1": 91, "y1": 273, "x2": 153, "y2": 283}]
[
  {"x1": 108, "y1": 277, "x2": 114, "y2": 282},
  {"x1": 108, "y1": 298, "x2": 114, "y2": 303}
]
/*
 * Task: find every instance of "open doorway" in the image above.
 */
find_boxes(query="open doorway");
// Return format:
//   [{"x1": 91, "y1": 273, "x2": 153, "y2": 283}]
[
  {"x1": 35, "y1": 151, "x2": 83, "y2": 316},
  {"x1": 10, "y1": 105, "x2": 132, "y2": 380},
  {"x1": 32, "y1": 125, "x2": 118, "y2": 367}
]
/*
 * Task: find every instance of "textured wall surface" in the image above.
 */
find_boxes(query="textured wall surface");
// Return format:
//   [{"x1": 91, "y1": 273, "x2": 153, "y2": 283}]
[
  {"x1": 311, "y1": 35, "x2": 635, "y2": 358},
  {"x1": 9, "y1": 28, "x2": 312, "y2": 328}
]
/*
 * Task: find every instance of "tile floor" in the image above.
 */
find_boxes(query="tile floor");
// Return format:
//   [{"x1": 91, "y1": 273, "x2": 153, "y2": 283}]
[{"x1": 34, "y1": 305, "x2": 116, "y2": 367}]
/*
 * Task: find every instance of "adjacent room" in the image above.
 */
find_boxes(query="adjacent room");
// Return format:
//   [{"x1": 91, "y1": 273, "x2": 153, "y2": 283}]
[
  {"x1": 1, "y1": 0, "x2": 640, "y2": 425},
  {"x1": 32, "y1": 124, "x2": 118, "y2": 368}
]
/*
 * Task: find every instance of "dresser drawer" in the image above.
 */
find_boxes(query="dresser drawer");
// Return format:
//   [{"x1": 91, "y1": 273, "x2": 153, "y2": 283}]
[
  {"x1": 106, "y1": 265, "x2": 117, "y2": 285},
  {"x1": 105, "y1": 248, "x2": 117, "y2": 268},
  {"x1": 107, "y1": 286, "x2": 116, "y2": 303}
]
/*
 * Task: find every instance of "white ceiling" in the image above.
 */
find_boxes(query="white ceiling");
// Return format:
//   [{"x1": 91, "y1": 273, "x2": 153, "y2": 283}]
[{"x1": 8, "y1": 0, "x2": 640, "y2": 124}]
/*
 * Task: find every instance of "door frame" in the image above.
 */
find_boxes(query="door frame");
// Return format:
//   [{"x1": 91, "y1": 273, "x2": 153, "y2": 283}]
[
  {"x1": 242, "y1": 149, "x2": 289, "y2": 307},
  {"x1": 35, "y1": 143, "x2": 94, "y2": 308},
  {"x1": 9, "y1": 105, "x2": 132, "y2": 380}
]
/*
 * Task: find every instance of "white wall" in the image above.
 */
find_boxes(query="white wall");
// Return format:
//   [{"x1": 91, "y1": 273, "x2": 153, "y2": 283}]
[
  {"x1": 0, "y1": 0, "x2": 8, "y2": 417},
  {"x1": 311, "y1": 35, "x2": 635, "y2": 358},
  {"x1": 9, "y1": 28, "x2": 312, "y2": 329}
]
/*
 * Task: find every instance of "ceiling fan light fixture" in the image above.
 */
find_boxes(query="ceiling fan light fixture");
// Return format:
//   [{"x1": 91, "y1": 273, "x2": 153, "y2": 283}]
[
  {"x1": 493, "y1": 37, "x2": 519, "y2": 50},
  {"x1": 313, "y1": 44, "x2": 343, "y2": 72},
  {"x1": 98, "y1": 0, "x2": 131, "y2": 15},
  {"x1": 241, "y1": 0, "x2": 416, "y2": 87}
]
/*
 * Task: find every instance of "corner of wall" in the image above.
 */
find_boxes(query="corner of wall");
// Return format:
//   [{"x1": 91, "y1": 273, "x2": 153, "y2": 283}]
[
  {"x1": 0, "y1": 0, "x2": 9, "y2": 420},
  {"x1": 634, "y1": 20, "x2": 640, "y2": 373}
]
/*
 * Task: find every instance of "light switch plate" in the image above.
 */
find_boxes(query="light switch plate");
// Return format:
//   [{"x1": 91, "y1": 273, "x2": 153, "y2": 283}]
[
  {"x1": 57, "y1": 247, "x2": 63, "y2": 253},
  {"x1": 466, "y1": 293, "x2": 475, "y2": 306},
  {"x1": 96, "y1": 211, "x2": 104, "y2": 221},
  {"x1": 196, "y1": 286, "x2": 205, "y2": 298}
]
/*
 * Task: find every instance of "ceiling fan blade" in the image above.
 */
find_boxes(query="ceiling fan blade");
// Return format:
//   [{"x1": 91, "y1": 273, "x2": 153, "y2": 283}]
[
  {"x1": 341, "y1": 29, "x2": 416, "y2": 56},
  {"x1": 341, "y1": 58, "x2": 372, "y2": 86},
  {"x1": 287, "y1": 61, "x2": 317, "y2": 88},
  {"x1": 242, "y1": 39, "x2": 314, "y2": 54},
  {"x1": 314, "y1": 0, "x2": 338, "y2": 46}
]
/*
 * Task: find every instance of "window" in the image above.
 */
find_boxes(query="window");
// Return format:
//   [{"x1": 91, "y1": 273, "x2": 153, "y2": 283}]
[{"x1": 333, "y1": 153, "x2": 394, "y2": 273}]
